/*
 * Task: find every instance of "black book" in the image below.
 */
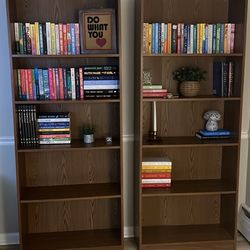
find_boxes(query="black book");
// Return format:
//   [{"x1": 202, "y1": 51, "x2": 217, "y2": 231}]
[
  {"x1": 222, "y1": 62, "x2": 229, "y2": 97},
  {"x1": 75, "y1": 68, "x2": 80, "y2": 100},
  {"x1": 66, "y1": 68, "x2": 72, "y2": 100},
  {"x1": 38, "y1": 112, "x2": 70, "y2": 119},
  {"x1": 171, "y1": 24, "x2": 178, "y2": 53},
  {"x1": 25, "y1": 24, "x2": 32, "y2": 55},
  {"x1": 84, "y1": 75, "x2": 119, "y2": 80},
  {"x1": 183, "y1": 24, "x2": 188, "y2": 54},
  {"x1": 84, "y1": 89, "x2": 119, "y2": 95},
  {"x1": 17, "y1": 106, "x2": 24, "y2": 146},
  {"x1": 42, "y1": 24, "x2": 47, "y2": 55},
  {"x1": 213, "y1": 61, "x2": 222, "y2": 97},
  {"x1": 84, "y1": 94, "x2": 119, "y2": 99},
  {"x1": 83, "y1": 65, "x2": 119, "y2": 71},
  {"x1": 22, "y1": 24, "x2": 27, "y2": 54},
  {"x1": 63, "y1": 68, "x2": 68, "y2": 100}
]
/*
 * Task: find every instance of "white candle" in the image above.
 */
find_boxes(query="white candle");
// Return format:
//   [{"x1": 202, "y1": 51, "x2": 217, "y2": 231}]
[{"x1": 152, "y1": 101, "x2": 157, "y2": 132}]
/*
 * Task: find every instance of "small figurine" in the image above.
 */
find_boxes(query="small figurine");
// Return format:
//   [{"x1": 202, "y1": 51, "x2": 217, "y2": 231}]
[{"x1": 203, "y1": 111, "x2": 221, "y2": 132}]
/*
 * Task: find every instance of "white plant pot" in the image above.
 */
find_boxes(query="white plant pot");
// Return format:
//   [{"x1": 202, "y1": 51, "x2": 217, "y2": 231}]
[{"x1": 84, "y1": 134, "x2": 94, "y2": 144}]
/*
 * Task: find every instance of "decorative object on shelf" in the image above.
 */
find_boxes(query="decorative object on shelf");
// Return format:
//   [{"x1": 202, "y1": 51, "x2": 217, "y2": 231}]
[
  {"x1": 203, "y1": 110, "x2": 221, "y2": 131},
  {"x1": 105, "y1": 136, "x2": 113, "y2": 144},
  {"x1": 143, "y1": 70, "x2": 153, "y2": 85},
  {"x1": 79, "y1": 9, "x2": 117, "y2": 54},
  {"x1": 149, "y1": 101, "x2": 159, "y2": 141},
  {"x1": 173, "y1": 67, "x2": 206, "y2": 97},
  {"x1": 83, "y1": 126, "x2": 95, "y2": 144}
]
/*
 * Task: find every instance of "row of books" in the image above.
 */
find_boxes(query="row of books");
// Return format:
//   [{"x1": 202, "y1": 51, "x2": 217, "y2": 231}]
[
  {"x1": 13, "y1": 22, "x2": 80, "y2": 55},
  {"x1": 143, "y1": 83, "x2": 167, "y2": 98},
  {"x1": 142, "y1": 157, "x2": 172, "y2": 188},
  {"x1": 143, "y1": 23, "x2": 236, "y2": 54},
  {"x1": 16, "y1": 66, "x2": 120, "y2": 100},
  {"x1": 213, "y1": 61, "x2": 234, "y2": 97},
  {"x1": 196, "y1": 129, "x2": 232, "y2": 139},
  {"x1": 17, "y1": 105, "x2": 38, "y2": 146},
  {"x1": 38, "y1": 112, "x2": 71, "y2": 145}
]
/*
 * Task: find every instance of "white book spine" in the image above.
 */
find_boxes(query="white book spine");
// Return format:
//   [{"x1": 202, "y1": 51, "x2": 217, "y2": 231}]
[
  {"x1": 55, "y1": 24, "x2": 60, "y2": 55},
  {"x1": 142, "y1": 179, "x2": 172, "y2": 184},
  {"x1": 46, "y1": 22, "x2": 51, "y2": 55},
  {"x1": 14, "y1": 23, "x2": 19, "y2": 42},
  {"x1": 142, "y1": 162, "x2": 172, "y2": 166},
  {"x1": 208, "y1": 24, "x2": 213, "y2": 54},
  {"x1": 190, "y1": 24, "x2": 194, "y2": 54},
  {"x1": 71, "y1": 68, "x2": 76, "y2": 100},
  {"x1": 227, "y1": 23, "x2": 231, "y2": 54},
  {"x1": 161, "y1": 23, "x2": 165, "y2": 53},
  {"x1": 37, "y1": 118, "x2": 70, "y2": 123},
  {"x1": 84, "y1": 85, "x2": 119, "y2": 90}
]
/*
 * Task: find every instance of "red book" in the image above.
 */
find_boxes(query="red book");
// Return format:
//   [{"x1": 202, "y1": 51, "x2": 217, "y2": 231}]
[
  {"x1": 143, "y1": 93, "x2": 167, "y2": 98},
  {"x1": 24, "y1": 70, "x2": 29, "y2": 100},
  {"x1": 20, "y1": 69, "x2": 26, "y2": 100},
  {"x1": 59, "y1": 24, "x2": 64, "y2": 55},
  {"x1": 27, "y1": 69, "x2": 34, "y2": 100},
  {"x1": 142, "y1": 183, "x2": 171, "y2": 188},
  {"x1": 177, "y1": 24, "x2": 181, "y2": 54},
  {"x1": 55, "y1": 68, "x2": 60, "y2": 100},
  {"x1": 79, "y1": 67, "x2": 84, "y2": 99},
  {"x1": 142, "y1": 172, "x2": 171, "y2": 179},
  {"x1": 63, "y1": 24, "x2": 68, "y2": 55},
  {"x1": 75, "y1": 23, "x2": 80, "y2": 54},
  {"x1": 143, "y1": 89, "x2": 167, "y2": 93},
  {"x1": 48, "y1": 68, "x2": 54, "y2": 100},
  {"x1": 59, "y1": 68, "x2": 64, "y2": 100},
  {"x1": 39, "y1": 134, "x2": 71, "y2": 139},
  {"x1": 67, "y1": 24, "x2": 71, "y2": 55}
]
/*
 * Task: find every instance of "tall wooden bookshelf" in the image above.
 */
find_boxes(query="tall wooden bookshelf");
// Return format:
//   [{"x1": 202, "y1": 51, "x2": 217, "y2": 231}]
[
  {"x1": 7, "y1": 0, "x2": 123, "y2": 249},
  {"x1": 134, "y1": 0, "x2": 248, "y2": 249}
]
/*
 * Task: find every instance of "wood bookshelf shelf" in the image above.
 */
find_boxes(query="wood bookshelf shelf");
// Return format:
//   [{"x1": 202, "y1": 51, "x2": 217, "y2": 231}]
[
  {"x1": 8, "y1": 0, "x2": 123, "y2": 249},
  {"x1": 21, "y1": 183, "x2": 121, "y2": 203},
  {"x1": 12, "y1": 54, "x2": 120, "y2": 58},
  {"x1": 24, "y1": 229, "x2": 122, "y2": 250},
  {"x1": 142, "y1": 224, "x2": 233, "y2": 246},
  {"x1": 142, "y1": 180, "x2": 236, "y2": 197},
  {"x1": 143, "y1": 53, "x2": 243, "y2": 57},
  {"x1": 142, "y1": 136, "x2": 239, "y2": 148},
  {"x1": 134, "y1": 0, "x2": 247, "y2": 249},
  {"x1": 143, "y1": 96, "x2": 241, "y2": 102},
  {"x1": 17, "y1": 139, "x2": 120, "y2": 152},
  {"x1": 15, "y1": 99, "x2": 121, "y2": 105}
]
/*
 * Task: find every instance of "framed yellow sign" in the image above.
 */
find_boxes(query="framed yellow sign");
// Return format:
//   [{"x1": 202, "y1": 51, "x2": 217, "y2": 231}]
[{"x1": 79, "y1": 9, "x2": 117, "y2": 54}]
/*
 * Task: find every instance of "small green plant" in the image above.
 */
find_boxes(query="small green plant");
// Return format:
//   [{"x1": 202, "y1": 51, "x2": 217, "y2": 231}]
[
  {"x1": 83, "y1": 126, "x2": 94, "y2": 135},
  {"x1": 173, "y1": 67, "x2": 206, "y2": 83}
]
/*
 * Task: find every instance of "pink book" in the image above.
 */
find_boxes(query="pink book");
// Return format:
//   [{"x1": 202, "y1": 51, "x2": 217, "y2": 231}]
[
  {"x1": 27, "y1": 69, "x2": 34, "y2": 100},
  {"x1": 59, "y1": 68, "x2": 64, "y2": 100},
  {"x1": 59, "y1": 24, "x2": 64, "y2": 55},
  {"x1": 230, "y1": 23, "x2": 236, "y2": 53},
  {"x1": 55, "y1": 68, "x2": 60, "y2": 100},
  {"x1": 177, "y1": 24, "x2": 181, "y2": 54},
  {"x1": 75, "y1": 23, "x2": 80, "y2": 54},
  {"x1": 142, "y1": 183, "x2": 171, "y2": 188},
  {"x1": 79, "y1": 68, "x2": 84, "y2": 99},
  {"x1": 48, "y1": 68, "x2": 54, "y2": 100},
  {"x1": 52, "y1": 68, "x2": 57, "y2": 100}
]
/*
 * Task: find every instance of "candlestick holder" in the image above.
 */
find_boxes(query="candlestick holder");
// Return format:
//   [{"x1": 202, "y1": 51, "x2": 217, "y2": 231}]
[{"x1": 148, "y1": 101, "x2": 160, "y2": 141}]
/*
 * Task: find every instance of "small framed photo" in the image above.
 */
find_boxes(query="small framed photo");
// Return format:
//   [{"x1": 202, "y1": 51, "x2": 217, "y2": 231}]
[{"x1": 79, "y1": 9, "x2": 117, "y2": 54}]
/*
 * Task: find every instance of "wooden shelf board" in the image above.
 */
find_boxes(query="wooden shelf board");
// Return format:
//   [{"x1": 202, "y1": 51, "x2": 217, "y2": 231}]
[
  {"x1": 12, "y1": 54, "x2": 120, "y2": 58},
  {"x1": 21, "y1": 183, "x2": 121, "y2": 203},
  {"x1": 143, "y1": 96, "x2": 241, "y2": 102},
  {"x1": 142, "y1": 180, "x2": 236, "y2": 197},
  {"x1": 143, "y1": 136, "x2": 239, "y2": 148},
  {"x1": 18, "y1": 139, "x2": 120, "y2": 152},
  {"x1": 24, "y1": 229, "x2": 121, "y2": 250},
  {"x1": 15, "y1": 99, "x2": 120, "y2": 104},
  {"x1": 142, "y1": 224, "x2": 233, "y2": 246},
  {"x1": 143, "y1": 53, "x2": 243, "y2": 57}
]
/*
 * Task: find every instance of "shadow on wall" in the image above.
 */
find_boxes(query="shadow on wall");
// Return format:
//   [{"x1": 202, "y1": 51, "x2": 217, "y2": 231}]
[{"x1": 0, "y1": 143, "x2": 18, "y2": 236}]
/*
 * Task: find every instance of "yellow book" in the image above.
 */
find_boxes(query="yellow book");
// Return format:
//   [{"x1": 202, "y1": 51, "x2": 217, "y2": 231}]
[
  {"x1": 168, "y1": 23, "x2": 172, "y2": 54},
  {"x1": 38, "y1": 128, "x2": 70, "y2": 132},
  {"x1": 34, "y1": 22, "x2": 40, "y2": 55},
  {"x1": 148, "y1": 23, "x2": 152, "y2": 54},
  {"x1": 51, "y1": 23, "x2": 56, "y2": 55},
  {"x1": 142, "y1": 165, "x2": 172, "y2": 170},
  {"x1": 29, "y1": 24, "x2": 34, "y2": 54},
  {"x1": 199, "y1": 23, "x2": 203, "y2": 54},
  {"x1": 142, "y1": 169, "x2": 172, "y2": 173},
  {"x1": 202, "y1": 23, "x2": 205, "y2": 54}
]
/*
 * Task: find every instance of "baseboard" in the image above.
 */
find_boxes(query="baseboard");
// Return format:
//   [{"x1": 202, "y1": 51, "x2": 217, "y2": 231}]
[
  {"x1": 0, "y1": 233, "x2": 19, "y2": 245},
  {"x1": 124, "y1": 226, "x2": 134, "y2": 238}
]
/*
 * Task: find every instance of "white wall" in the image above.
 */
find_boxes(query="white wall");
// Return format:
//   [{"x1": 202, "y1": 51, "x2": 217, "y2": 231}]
[
  {"x1": 0, "y1": 0, "x2": 19, "y2": 245},
  {"x1": 0, "y1": 0, "x2": 249, "y2": 245}
]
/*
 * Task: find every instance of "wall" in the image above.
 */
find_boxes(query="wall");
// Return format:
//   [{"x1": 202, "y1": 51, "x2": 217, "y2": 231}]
[
  {"x1": 0, "y1": 0, "x2": 249, "y2": 245},
  {"x1": 0, "y1": 0, "x2": 19, "y2": 245}
]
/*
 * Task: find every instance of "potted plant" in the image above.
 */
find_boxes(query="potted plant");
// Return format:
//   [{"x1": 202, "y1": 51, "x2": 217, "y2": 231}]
[
  {"x1": 83, "y1": 126, "x2": 94, "y2": 144},
  {"x1": 173, "y1": 67, "x2": 206, "y2": 97}
]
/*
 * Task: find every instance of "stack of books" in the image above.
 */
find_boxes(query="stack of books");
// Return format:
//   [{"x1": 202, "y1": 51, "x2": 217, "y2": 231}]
[
  {"x1": 142, "y1": 157, "x2": 172, "y2": 188},
  {"x1": 17, "y1": 105, "x2": 38, "y2": 147},
  {"x1": 143, "y1": 23, "x2": 236, "y2": 55},
  {"x1": 143, "y1": 83, "x2": 167, "y2": 98},
  {"x1": 196, "y1": 129, "x2": 231, "y2": 139},
  {"x1": 37, "y1": 112, "x2": 71, "y2": 145},
  {"x1": 213, "y1": 61, "x2": 234, "y2": 97},
  {"x1": 13, "y1": 22, "x2": 80, "y2": 55},
  {"x1": 83, "y1": 65, "x2": 120, "y2": 99},
  {"x1": 17, "y1": 68, "x2": 84, "y2": 101}
]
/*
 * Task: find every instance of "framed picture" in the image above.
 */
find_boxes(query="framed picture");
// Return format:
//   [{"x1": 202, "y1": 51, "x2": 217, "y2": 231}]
[{"x1": 79, "y1": 9, "x2": 117, "y2": 54}]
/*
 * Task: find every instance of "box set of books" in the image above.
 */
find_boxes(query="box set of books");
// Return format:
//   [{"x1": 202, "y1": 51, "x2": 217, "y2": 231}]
[
  {"x1": 142, "y1": 156, "x2": 172, "y2": 188},
  {"x1": 37, "y1": 112, "x2": 71, "y2": 145}
]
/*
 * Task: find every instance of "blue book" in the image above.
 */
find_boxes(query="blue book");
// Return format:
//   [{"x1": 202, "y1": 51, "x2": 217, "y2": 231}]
[
  {"x1": 84, "y1": 80, "x2": 119, "y2": 85},
  {"x1": 71, "y1": 23, "x2": 76, "y2": 55},
  {"x1": 34, "y1": 68, "x2": 40, "y2": 100},
  {"x1": 37, "y1": 69, "x2": 45, "y2": 100},
  {"x1": 39, "y1": 24, "x2": 44, "y2": 55},
  {"x1": 155, "y1": 23, "x2": 159, "y2": 54},
  {"x1": 213, "y1": 61, "x2": 222, "y2": 96},
  {"x1": 205, "y1": 25, "x2": 208, "y2": 54},
  {"x1": 199, "y1": 129, "x2": 231, "y2": 136},
  {"x1": 43, "y1": 69, "x2": 50, "y2": 100},
  {"x1": 212, "y1": 24, "x2": 217, "y2": 54},
  {"x1": 152, "y1": 23, "x2": 155, "y2": 54}
]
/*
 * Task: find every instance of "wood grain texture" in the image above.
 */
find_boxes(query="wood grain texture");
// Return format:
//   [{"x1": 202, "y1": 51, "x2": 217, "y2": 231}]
[
  {"x1": 142, "y1": 196, "x2": 220, "y2": 226},
  {"x1": 26, "y1": 199, "x2": 120, "y2": 233}
]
